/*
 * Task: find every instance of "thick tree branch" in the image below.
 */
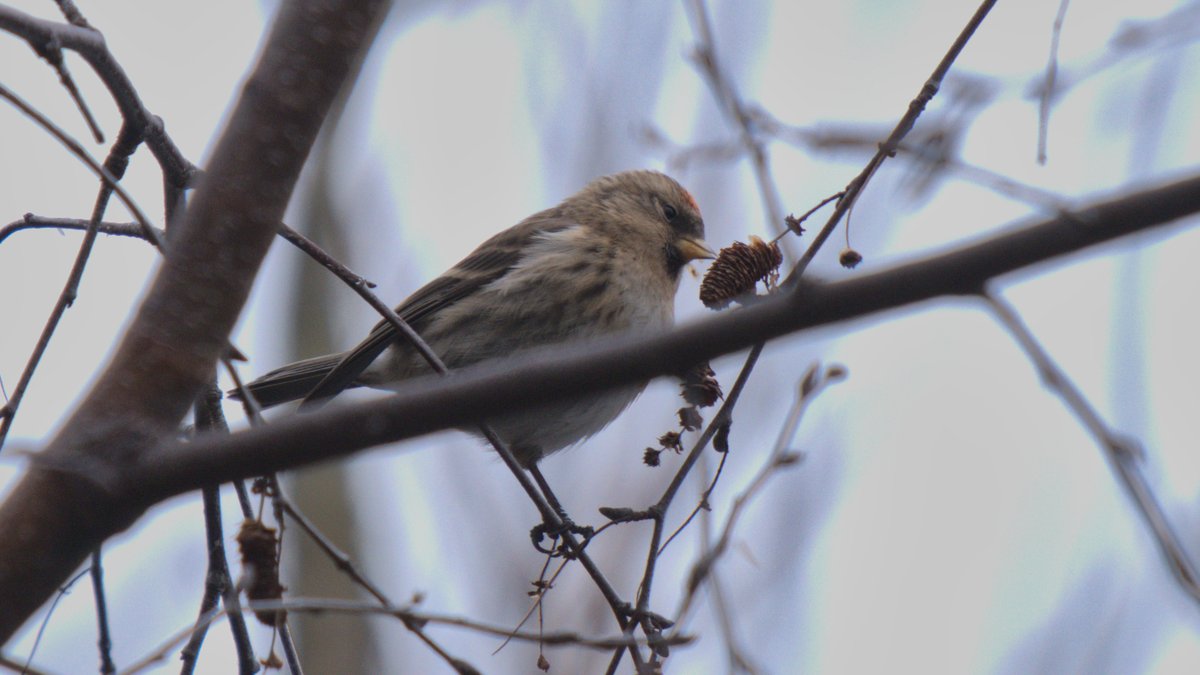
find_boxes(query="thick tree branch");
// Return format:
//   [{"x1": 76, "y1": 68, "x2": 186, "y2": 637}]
[
  {"x1": 0, "y1": 0, "x2": 388, "y2": 644},
  {"x1": 128, "y1": 171, "x2": 1200, "y2": 499}
]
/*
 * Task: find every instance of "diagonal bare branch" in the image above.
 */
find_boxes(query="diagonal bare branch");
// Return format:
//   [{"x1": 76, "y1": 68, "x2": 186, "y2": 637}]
[{"x1": 130, "y1": 171, "x2": 1200, "y2": 501}]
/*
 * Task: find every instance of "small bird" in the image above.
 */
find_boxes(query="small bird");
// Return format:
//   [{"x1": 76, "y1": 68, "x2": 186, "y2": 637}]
[{"x1": 233, "y1": 170, "x2": 713, "y2": 467}]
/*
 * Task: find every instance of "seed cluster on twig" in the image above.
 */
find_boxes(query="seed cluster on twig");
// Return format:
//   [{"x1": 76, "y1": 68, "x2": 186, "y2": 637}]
[{"x1": 644, "y1": 362, "x2": 724, "y2": 467}]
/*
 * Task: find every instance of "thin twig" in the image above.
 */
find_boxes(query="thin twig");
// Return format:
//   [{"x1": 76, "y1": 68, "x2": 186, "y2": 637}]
[
  {"x1": 89, "y1": 548, "x2": 116, "y2": 674},
  {"x1": 674, "y1": 364, "x2": 842, "y2": 624},
  {"x1": 660, "y1": 365, "x2": 841, "y2": 672},
  {"x1": 182, "y1": 385, "x2": 258, "y2": 675},
  {"x1": 120, "y1": 607, "x2": 221, "y2": 675},
  {"x1": 275, "y1": 620, "x2": 304, "y2": 675},
  {"x1": 792, "y1": 0, "x2": 1000, "y2": 278},
  {"x1": 770, "y1": 191, "x2": 844, "y2": 244},
  {"x1": 657, "y1": 447, "x2": 730, "y2": 556},
  {"x1": 267, "y1": 479, "x2": 473, "y2": 675},
  {"x1": 603, "y1": 343, "x2": 764, "y2": 675},
  {"x1": 684, "y1": 0, "x2": 788, "y2": 245},
  {"x1": 983, "y1": 290, "x2": 1200, "y2": 603},
  {"x1": 0, "y1": 216, "x2": 163, "y2": 246},
  {"x1": 0, "y1": 5, "x2": 198, "y2": 186},
  {"x1": 0, "y1": 85, "x2": 161, "y2": 247},
  {"x1": 1038, "y1": 0, "x2": 1072, "y2": 164},
  {"x1": 0, "y1": 87, "x2": 161, "y2": 448},
  {"x1": 119, "y1": 598, "x2": 692, "y2": 675},
  {"x1": 28, "y1": 36, "x2": 104, "y2": 142},
  {"x1": 756, "y1": 116, "x2": 1073, "y2": 213},
  {"x1": 495, "y1": 554, "x2": 570, "y2": 655},
  {"x1": 1023, "y1": 2, "x2": 1200, "y2": 110},
  {"x1": 20, "y1": 568, "x2": 90, "y2": 674},
  {"x1": 273, "y1": 493, "x2": 389, "y2": 605},
  {"x1": 641, "y1": 125, "x2": 744, "y2": 173},
  {"x1": 248, "y1": 598, "x2": 692, "y2": 648},
  {"x1": 0, "y1": 652, "x2": 50, "y2": 675},
  {"x1": 697, "y1": 525, "x2": 760, "y2": 675}
]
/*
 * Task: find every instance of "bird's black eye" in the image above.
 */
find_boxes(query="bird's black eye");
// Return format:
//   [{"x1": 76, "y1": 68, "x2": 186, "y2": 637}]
[{"x1": 662, "y1": 203, "x2": 679, "y2": 221}]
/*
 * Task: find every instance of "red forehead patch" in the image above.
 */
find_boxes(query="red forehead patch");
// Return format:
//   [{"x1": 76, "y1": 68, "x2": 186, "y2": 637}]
[{"x1": 682, "y1": 189, "x2": 700, "y2": 213}]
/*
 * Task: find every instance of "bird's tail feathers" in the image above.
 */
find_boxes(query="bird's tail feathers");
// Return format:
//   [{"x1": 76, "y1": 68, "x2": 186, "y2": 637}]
[{"x1": 227, "y1": 352, "x2": 354, "y2": 408}]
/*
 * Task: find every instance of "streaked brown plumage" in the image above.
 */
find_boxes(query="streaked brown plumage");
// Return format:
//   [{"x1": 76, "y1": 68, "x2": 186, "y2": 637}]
[{"x1": 233, "y1": 170, "x2": 712, "y2": 466}]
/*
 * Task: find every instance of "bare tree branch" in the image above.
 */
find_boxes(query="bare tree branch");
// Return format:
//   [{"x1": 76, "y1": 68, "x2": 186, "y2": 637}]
[
  {"x1": 0, "y1": 4, "x2": 197, "y2": 186},
  {"x1": 984, "y1": 290, "x2": 1200, "y2": 601},
  {"x1": 127, "y1": 171, "x2": 1200, "y2": 502},
  {"x1": 0, "y1": 92, "x2": 157, "y2": 445},
  {"x1": 120, "y1": 598, "x2": 694, "y2": 675},
  {"x1": 0, "y1": 0, "x2": 390, "y2": 643}
]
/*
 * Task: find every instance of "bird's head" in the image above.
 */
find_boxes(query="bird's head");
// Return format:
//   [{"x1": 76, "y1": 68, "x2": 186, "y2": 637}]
[{"x1": 565, "y1": 170, "x2": 715, "y2": 279}]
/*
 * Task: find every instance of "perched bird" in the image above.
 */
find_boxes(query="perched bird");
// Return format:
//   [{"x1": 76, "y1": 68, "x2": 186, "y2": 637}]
[{"x1": 233, "y1": 170, "x2": 713, "y2": 467}]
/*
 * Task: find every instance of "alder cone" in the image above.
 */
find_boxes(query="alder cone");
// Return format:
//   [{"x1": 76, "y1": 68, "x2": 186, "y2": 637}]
[{"x1": 699, "y1": 236, "x2": 783, "y2": 309}]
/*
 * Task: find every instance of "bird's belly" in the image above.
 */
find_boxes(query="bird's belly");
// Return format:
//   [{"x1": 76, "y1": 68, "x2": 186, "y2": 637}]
[{"x1": 481, "y1": 383, "x2": 644, "y2": 466}]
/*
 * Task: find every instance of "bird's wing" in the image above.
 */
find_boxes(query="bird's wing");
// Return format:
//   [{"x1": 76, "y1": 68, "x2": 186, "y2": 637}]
[{"x1": 299, "y1": 216, "x2": 570, "y2": 408}]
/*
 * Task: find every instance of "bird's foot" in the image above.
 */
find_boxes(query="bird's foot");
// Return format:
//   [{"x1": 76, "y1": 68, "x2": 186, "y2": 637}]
[{"x1": 530, "y1": 517, "x2": 595, "y2": 558}]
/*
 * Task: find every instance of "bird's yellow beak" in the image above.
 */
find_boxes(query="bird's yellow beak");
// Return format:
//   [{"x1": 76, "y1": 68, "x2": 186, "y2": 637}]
[{"x1": 677, "y1": 236, "x2": 716, "y2": 262}]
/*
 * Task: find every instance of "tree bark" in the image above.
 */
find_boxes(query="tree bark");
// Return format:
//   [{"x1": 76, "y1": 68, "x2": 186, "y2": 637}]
[{"x1": 0, "y1": 0, "x2": 389, "y2": 643}]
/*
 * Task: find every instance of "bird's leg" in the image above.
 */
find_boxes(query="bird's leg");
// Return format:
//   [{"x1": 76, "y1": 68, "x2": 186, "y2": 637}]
[{"x1": 528, "y1": 463, "x2": 594, "y2": 558}]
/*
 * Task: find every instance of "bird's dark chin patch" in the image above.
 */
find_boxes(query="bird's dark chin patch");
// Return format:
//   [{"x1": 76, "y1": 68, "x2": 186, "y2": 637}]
[{"x1": 664, "y1": 244, "x2": 686, "y2": 279}]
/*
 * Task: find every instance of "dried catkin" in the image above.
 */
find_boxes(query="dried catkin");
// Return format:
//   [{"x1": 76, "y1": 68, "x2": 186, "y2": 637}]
[{"x1": 238, "y1": 519, "x2": 286, "y2": 626}]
